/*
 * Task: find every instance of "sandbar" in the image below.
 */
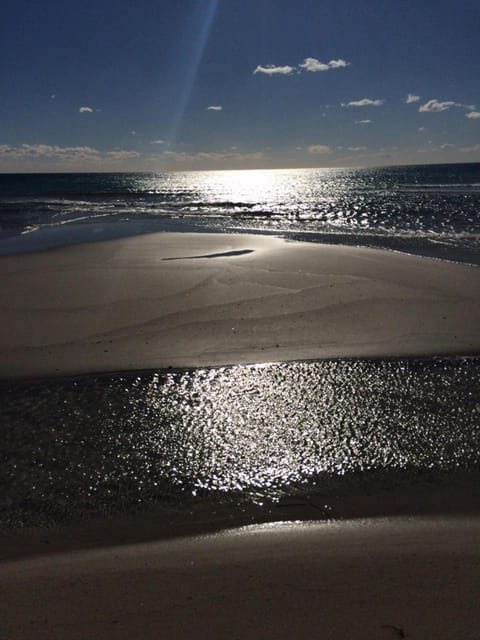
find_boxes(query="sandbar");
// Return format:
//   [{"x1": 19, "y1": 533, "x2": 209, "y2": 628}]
[{"x1": 0, "y1": 232, "x2": 479, "y2": 379}]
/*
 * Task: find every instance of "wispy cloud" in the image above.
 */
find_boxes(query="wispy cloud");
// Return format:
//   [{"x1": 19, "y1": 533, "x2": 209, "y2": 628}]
[
  {"x1": 253, "y1": 64, "x2": 295, "y2": 76},
  {"x1": 347, "y1": 146, "x2": 368, "y2": 151},
  {"x1": 9, "y1": 144, "x2": 99, "y2": 158},
  {"x1": 0, "y1": 144, "x2": 139, "y2": 169},
  {"x1": 355, "y1": 119, "x2": 372, "y2": 124},
  {"x1": 466, "y1": 111, "x2": 480, "y2": 119},
  {"x1": 345, "y1": 98, "x2": 384, "y2": 107},
  {"x1": 79, "y1": 106, "x2": 93, "y2": 113},
  {"x1": 419, "y1": 99, "x2": 457, "y2": 113},
  {"x1": 299, "y1": 57, "x2": 350, "y2": 72},
  {"x1": 418, "y1": 98, "x2": 476, "y2": 113},
  {"x1": 405, "y1": 94, "x2": 420, "y2": 104},
  {"x1": 307, "y1": 144, "x2": 331, "y2": 154},
  {"x1": 150, "y1": 139, "x2": 166, "y2": 144},
  {"x1": 206, "y1": 105, "x2": 223, "y2": 111}
]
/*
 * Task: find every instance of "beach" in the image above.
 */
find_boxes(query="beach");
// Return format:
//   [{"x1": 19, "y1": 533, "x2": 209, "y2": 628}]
[
  {"x1": 1, "y1": 231, "x2": 480, "y2": 638},
  {"x1": 2, "y1": 0, "x2": 479, "y2": 629}
]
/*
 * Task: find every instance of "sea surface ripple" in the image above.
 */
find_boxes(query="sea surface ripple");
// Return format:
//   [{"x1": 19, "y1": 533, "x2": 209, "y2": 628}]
[{"x1": 1, "y1": 358, "x2": 479, "y2": 527}]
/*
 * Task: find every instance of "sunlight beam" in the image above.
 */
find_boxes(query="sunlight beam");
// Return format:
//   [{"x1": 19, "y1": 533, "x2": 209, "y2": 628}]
[{"x1": 166, "y1": 0, "x2": 220, "y2": 150}]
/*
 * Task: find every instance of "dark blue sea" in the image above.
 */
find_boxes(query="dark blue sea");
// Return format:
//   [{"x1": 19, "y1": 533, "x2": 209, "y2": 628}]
[
  {"x1": 1, "y1": 163, "x2": 479, "y2": 263},
  {"x1": 1, "y1": 163, "x2": 479, "y2": 528}
]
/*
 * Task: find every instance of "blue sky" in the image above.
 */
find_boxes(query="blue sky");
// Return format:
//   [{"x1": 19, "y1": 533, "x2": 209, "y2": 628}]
[{"x1": 1, "y1": 0, "x2": 479, "y2": 171}]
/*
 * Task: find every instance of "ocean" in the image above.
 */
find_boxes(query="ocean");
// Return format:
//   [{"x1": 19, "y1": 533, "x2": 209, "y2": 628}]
[
  {"x1": 1, "y1": 163, "x2": 479, "y2": 263},
  {"x1": 0, "y1": 163, "x2": 479, "y2": 527}
]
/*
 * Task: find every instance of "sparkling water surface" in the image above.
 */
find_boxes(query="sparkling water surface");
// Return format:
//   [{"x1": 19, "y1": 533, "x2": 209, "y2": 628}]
[
  {"x1": 1, "y1": 164, "x2": 479, "y2": 261},
  {"x1": 1, "y1": 359, "x2": 479, "y2": 527}
]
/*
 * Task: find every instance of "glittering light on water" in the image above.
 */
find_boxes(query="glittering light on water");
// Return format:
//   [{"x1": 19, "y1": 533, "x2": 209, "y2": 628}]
[
  {"x1": 2, "y1": 167, "x2": 479, "y2": 262},
  {"x1": 1, "y1": 358, "x2": 479, "y2": 526}
]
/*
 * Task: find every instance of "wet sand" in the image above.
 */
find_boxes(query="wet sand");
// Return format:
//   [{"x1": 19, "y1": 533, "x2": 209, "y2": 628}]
[{"x1": 0, "y1": 232, "x2": 479, "y2": 379}]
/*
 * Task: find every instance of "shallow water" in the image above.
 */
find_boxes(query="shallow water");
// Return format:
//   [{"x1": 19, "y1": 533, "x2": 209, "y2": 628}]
[{"x1": 1, "y1": 358, "x2": 479, "y2": 527}]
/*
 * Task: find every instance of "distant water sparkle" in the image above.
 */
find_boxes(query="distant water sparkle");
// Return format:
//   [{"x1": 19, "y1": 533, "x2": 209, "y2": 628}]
[
  {"x1": 0, "y1": 164, "x2": 479, "y2": 262},
  {"x1": 1, "y1": 358, "x2": 479, "y2": 527}
]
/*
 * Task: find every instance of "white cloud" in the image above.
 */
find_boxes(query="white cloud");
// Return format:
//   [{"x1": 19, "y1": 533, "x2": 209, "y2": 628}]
[
  {"x1": 418, "y1": 127, "x2": 426, "y2": 131},
  {"x1": 253, "y1": 64, "x2": 295, "y2": 76},
  {"x1": 328, "y1": 58, "x2": 350, "y2": 69},
  {"x1": 440, "y1": 143, "x2": 455, "y2": 149},
  {"x1": 253, "y1": 57, "x2": 349, "y2": 77},
  {"x1": 418, "y1": 98, "x2": 476, "y2": 113},
  {"x1": 466, "y1": 111, "x2": 480, "y2": 119},
  {"x1": 299, "y1": 57, "x2": 350, "y2": 72},
  {"x1": 150, "y1": 139, "x2": 166, "y2": 144},
  {"x1": 300, "y1": 58, "x2": 329, "y2": 72},
  {"x1": 355, "y1": 119, "x2": 372, "y2": 124},
  {"x1": 307, "y1": 144, "x2": 332, "y2": 154},
  {"x1": 79, "y1": 106, "x2": 93, "y2": 113},
  {"x1": 405, "y1": 94, "x2": 420, "y2": 104},
  {"x1": 206, "y1": 105, "x2": 223, "y2": 111},
  {"x1": 347, "y1": 146, "x2": 368, "y2": 151},
  {"x1": 419, "y1": 99, "x2": 457, "y2": 113},
  {"x1": 346, "y1": 98, "x2": 384, "y2": 107}
]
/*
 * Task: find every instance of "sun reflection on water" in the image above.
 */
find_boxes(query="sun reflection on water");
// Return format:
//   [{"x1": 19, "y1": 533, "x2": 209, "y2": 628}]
[{"x1": 1, "y1": 358, "x2": 479, "y2": 526}]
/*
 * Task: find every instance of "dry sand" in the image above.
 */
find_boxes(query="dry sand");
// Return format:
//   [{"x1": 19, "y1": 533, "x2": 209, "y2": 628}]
[{"x1": 0, "y1": 232, "x2": 479, "y2": 379}]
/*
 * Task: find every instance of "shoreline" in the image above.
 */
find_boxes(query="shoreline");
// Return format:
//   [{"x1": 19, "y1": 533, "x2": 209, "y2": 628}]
[
  {"x1": 2, "y1": 468, "x2": 480, "y2": 563},
  {"x1": 0, "y1": 352, "x2": 477, "y2": 387},
  {"x1": 2, "y1": 223, "x2": 479, "y2": 268}
]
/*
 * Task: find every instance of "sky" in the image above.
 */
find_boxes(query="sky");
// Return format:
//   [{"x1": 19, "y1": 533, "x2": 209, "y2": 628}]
[{"x1": 1, "y1": 0, "x2": 479, "y2": 172}]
